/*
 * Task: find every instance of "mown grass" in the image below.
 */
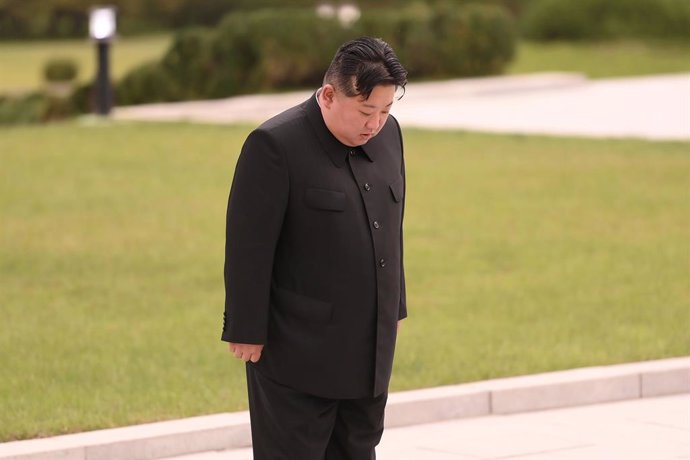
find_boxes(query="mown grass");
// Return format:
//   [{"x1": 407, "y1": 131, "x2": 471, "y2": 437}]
[
  {"x1": 0, "y1": 35, "x2": 169, "y2": 93},
  {"x1": 509, "y1": 40, "x2": 690, "y2": 78},
  {"x1": 1, "y1": 122, "x2": 688, "y2": 440},
  {"x1": 0, "y1": 36, "x2": 688, "y2": 94}
]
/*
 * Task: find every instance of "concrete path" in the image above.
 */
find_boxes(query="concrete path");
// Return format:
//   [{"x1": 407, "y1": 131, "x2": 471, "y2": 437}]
[
  {"x1": 163, "y1": 394, "x2": 690, "y2": 460},
  {"x1": 114, "y1": 72, "x2": 690, "y2": 141}
]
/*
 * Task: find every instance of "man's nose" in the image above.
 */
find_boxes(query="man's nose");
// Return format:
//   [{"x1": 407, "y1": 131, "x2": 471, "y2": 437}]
[{"x1": 365, "y1": 115, "x2": 381, "y2": 131}]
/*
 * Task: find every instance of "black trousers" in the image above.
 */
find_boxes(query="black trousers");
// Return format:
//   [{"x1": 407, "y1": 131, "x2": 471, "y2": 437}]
[{"x1": 246, "y1": 364, "x2": 387, "y2": 460}]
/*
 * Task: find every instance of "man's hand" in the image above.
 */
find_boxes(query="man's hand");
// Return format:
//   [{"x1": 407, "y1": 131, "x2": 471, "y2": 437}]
[{"x1": 229, "y1": 343, "x2": 264, "y2": 363}]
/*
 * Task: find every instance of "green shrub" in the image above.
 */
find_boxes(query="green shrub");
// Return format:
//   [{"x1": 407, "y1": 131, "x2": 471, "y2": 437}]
[
  {"x1": 360, "y1": 2, "x2": 516, "y2": 78},
  {"x1": 0, "y1": 91, "x2": 76, "y2": 124},
  {"x1": 114, "y1": 4, "x2": 517, "y2": 105},
  {"x1": 71, "y1": 82, "x2": 94, "y2": 113},
  {"x1": 207, "y1": 13, "x2": 259, "y2": 97},
  {"x1": 166, "y1": 0, "x2": 316, "y2": 28},
  {"x1": 160, "y1": 27, "x2": 217, "y2": 100},
  {"x1": 522, "y1": 0, "x2": 690, "y2": 41},
  {"x1": 433, "y1": 3, "x2": 517, "y2": 77},
  {"x1": 43, "y1": 94, "x2": 75, "y2": 120},
  {"x1": 115, "y1": 60, "x2": 180, "y2": 106},
  {"x1": 227, "y1": 9, "x2": 351, "y2": 91},
  {"x1": 116, "y1": 8, "x2": 354, "y2": 103},
  {"x1": 43, "y1": 57, "x2": 78, "y2": 82},
  {"x1": 358, "y1": 5, "x2": 436, "y2": 76},
  {"x1": 116, "y1": 25, "x2": 246, "y2": 103},
  {"x1": 0, "y1": 93, "x2": 46, "y2": 124},
  {"x1": 0, "y1": 0, "x2": 535, "y2": 40}
]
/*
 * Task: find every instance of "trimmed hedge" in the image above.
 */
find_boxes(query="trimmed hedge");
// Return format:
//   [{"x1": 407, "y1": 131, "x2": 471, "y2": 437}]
[
  {"x1": 115, "y1": 4, "x2": 517, "y2": 106},
  {"x1": 0, "y1": 92, "x2": 75, "y2": 124},
  {"x1": 43, "y1": 57, "x2": 78, "y2": 82},
  {"x1": 217, "y1": 9, "x2": 353, "y2": 92},
  {"x1": 522, "y1": 0, "x2": 690, "y2": 41},
  {"x1": 115, "y1": 61, "x2": 179, "y2": 105},
  {"x1": 359, "y1": 2, "x2": 516, "y2": 78}
]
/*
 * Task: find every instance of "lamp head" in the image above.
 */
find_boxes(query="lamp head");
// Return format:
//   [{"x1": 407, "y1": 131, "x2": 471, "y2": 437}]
[{"x1": 89, "y1": 6, "x2": 116, "y2": 42}]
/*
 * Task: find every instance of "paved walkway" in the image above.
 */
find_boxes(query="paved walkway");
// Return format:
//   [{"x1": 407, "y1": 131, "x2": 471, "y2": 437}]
[
  {"x1": 164, "y1": 394, "x2": 690, "y2": 460},
  {"x1": 114, "y1": 72, "x2": 690, "y2": 141}
]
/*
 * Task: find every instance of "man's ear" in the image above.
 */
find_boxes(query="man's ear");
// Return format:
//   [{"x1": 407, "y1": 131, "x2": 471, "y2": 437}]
[{"x1": 321, "y1": 84, "x2": 336, "y2": 108}]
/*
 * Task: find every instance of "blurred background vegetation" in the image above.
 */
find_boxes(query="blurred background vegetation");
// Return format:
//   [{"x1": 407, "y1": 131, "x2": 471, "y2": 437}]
[
  {"x1": 0, "y1": 0, "x2": 526, "y2": 38},
  {"x1": 0, "y1": 0, "x2": 689, "y2": 124}
]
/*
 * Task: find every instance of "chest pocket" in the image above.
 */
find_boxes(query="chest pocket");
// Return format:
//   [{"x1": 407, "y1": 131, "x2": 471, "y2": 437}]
[
  {"x1": 389, "y1": 176, "x2": 404, "y2": 203},
  {"x1": 305, "y1": 188, "x2": 346, "y2": 212}
]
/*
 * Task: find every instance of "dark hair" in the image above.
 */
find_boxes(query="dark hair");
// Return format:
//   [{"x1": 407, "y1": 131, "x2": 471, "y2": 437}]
[{"x1": 323, "y1": 37, "x2": 408, "y2": 100}]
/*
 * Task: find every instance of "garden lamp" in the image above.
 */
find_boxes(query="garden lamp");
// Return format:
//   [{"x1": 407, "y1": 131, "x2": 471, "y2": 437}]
[{"x1": 89, "y1": 6, "x2": 116, "y2": 115}]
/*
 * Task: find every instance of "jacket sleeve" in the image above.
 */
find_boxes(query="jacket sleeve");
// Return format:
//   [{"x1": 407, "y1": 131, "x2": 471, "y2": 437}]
[
  {"x1": 396, "y1": 119, "x2": 408, "y2": 321},
  {"x1": 221, "y1": 128, "x2": 289, "y2": 344}
]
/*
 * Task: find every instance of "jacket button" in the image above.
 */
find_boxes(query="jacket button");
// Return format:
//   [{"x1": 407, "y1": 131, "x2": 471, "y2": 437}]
[
  {"x1": 373, "y1": 221, "x2": 380, "y2": 229},
  {"x1": 379, "y1": 258, "x2": 386, "y2": 268},
  {"x1": 363, "y1": 183, "x2": 371, "y2": 191}
]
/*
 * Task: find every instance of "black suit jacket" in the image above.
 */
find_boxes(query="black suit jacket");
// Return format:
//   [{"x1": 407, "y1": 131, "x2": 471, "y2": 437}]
[{"x1": 222, "y1": 94, "x2": 406, "y2": 398}]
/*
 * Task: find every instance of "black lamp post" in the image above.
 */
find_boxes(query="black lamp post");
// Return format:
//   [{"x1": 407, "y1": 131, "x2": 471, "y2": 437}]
[{"x1": 89, "y1": 6, "x2": 116, "y2": 116}]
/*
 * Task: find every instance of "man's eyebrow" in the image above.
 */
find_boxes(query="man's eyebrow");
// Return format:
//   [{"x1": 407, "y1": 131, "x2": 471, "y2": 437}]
[{"x1": 362, "y1": 101, "x2": 394, "y2": 109}]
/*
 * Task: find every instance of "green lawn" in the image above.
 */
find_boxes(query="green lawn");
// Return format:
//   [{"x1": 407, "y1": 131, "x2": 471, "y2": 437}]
[
  {"x1": 1, "y1": 122, "x2": 688, "y2": 440},
  {"x1": 0, "y1": 34, "x2": 170, "y2": 93},
  {"x1": 0, "y1": 36, "x2": 688, "y2": 95},
  {"x1": 509, "y1": 40, "x2": 690, "y2": 78}
]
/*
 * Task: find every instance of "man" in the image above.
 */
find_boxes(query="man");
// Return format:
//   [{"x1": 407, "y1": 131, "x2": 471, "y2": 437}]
[{"x1": 221, "y1": 37, "x2": 408, "y2": 459}]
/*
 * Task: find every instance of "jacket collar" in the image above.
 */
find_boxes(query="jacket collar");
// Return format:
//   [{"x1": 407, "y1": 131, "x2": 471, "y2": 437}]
[{"x1": 305, "y1": 92, "x2": 374, "y2": 168}]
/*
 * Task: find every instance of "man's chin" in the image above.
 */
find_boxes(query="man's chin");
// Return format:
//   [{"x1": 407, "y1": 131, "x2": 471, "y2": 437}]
[{"x1": 344, "y1": 134, "x2": 374, "y2": 147}]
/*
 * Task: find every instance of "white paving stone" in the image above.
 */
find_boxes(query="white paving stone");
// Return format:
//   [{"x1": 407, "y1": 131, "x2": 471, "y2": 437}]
[{"x1": 161, "y1": 394, "x2": 690, "y2": 460}]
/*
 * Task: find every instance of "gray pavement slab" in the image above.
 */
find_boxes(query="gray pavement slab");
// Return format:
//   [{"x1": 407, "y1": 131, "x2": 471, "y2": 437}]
[
  {"x1": 113, "y1": 72, "x2": 690, "y2": 141},
  {"x1": 162, "y1": 394, "x2": 690, "y2": 460}
]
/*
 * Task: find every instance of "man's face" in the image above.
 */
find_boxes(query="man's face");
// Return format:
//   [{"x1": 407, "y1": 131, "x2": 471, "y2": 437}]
[{"x1": 321, "y1": 84, "x2": 396, "y2": 147}]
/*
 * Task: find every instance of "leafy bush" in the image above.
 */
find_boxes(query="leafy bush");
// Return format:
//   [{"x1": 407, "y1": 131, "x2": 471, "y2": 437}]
[
  {"x1": 0, "y1": 0, "x2": 539, "y2": 40},
  {"x1": 115, "y1": 9, "x2": 349, "y2": 104},
  {"x1": 431, "y1": 3, "x2": 517, "y2": 77},
  {"x1": 71, "y1": 82, "x2": 94, "y2": 113},
  {"x1": 43, "y1": 57, "x2": 78, "y2": 82},
  {"x1": 223, "y1": 9, "x2": 351, "y2": 91},
  {"x1": 0, "y1": 0, "x2": 386, "y2": 39},
  {"x1": 115, "y1": 60, "x2": 179, "y2": 105},
  {"x1": 160, "y1": 27, "x2": 218, "y2": 100},
  {"x1": 522, "y1": 0, "x2": 690, "y2": 41},
  {"x1": 359, "y1": 2, "x2": 516, "y2": 78},
  {"x1": 0, "y1": 93, "x2": 46, "y2": 124},
  {"x1": 114, "y1": 5, "x2": 517, "y2": 105},
  {"x1": 0, "y1": 92, "x2": 75, "y2": 124},
  {"x1": 358, "y1": 5, "x2": 436, "y2": 76}
]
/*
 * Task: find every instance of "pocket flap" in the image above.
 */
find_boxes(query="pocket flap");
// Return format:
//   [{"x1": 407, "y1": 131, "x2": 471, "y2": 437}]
[
  {"x1": 389, "y1": 176, "x2": 404, "y2": 203},
  {"x1": 305, "y1": 188, "x2": 346, "y2": 211}
]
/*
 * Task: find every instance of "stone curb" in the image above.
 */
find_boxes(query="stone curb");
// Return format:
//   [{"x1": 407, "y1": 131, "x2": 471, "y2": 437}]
[{"x1": 2, "y1": 357, "x2": 688, "y2": 460}]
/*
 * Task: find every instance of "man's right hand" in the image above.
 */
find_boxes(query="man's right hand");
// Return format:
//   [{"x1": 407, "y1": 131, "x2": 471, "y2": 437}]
[{"x1": 228, "y1": 342, "x2": 264, "y2": 363}]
